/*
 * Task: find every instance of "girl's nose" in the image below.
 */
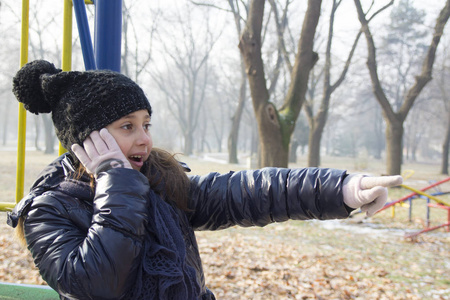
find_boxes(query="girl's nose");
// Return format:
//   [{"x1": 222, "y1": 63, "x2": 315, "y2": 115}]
[{"x1": 137, "y1": 128, "x2": 152, "y2": 145}]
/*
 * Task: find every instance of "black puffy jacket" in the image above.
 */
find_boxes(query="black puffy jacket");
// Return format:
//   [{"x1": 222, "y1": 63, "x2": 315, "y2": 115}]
[{"x1": 8, "y1": 154, "x2": 350, "y2": 299}]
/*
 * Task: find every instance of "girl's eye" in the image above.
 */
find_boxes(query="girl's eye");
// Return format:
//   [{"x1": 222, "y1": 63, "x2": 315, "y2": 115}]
[
  {"x1": 121, "y1": 124, "x2": 133, "y2": 130},
  {"x1": 144, "y1": 123, "x2": 152, "y2": 131}
]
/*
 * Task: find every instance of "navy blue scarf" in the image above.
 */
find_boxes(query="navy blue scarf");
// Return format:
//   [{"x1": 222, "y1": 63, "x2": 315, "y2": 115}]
[{"x1": 125, "y1": 189, "x2": 201, "y2": 300}]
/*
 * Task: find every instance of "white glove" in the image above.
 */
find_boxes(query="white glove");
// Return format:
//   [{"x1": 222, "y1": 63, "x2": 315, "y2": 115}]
[
  {"x1": 71, "y1": 128, "x2": 132, "y2": 176},
  {"x1": 343, "y1": 174, "x2": 403, "y2": 217}
]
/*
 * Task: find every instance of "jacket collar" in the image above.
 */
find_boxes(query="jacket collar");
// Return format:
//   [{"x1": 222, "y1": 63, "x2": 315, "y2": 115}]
[{"x1": 7, "y1": 153, "x2": 92, "y2": 228}]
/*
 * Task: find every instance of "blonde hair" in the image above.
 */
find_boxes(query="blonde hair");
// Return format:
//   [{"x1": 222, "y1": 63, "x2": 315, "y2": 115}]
[{"x1": 15, "y1": 218, "x2": 26, "y2": 247}]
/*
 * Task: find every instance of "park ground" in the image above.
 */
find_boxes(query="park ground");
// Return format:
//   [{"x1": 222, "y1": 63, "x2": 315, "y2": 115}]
[{"x1": 0, "y1": 150, "x2": 449, "y2": 299}]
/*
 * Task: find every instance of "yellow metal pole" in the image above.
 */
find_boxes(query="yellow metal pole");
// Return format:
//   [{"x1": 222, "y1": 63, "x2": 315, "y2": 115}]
[
  {"x1": 58, "y1": 0, "x2": 74, "y2": 155},
  {"x1": 62, "y1": 0, "x2": 73, "y2": 73},
  {"x1": 0, "y1": 203, "x2": 15, "y2": 211},
  {"x1": 400, "y1": 184, "x2": 450, "y2": 207},
  {"x1": 58, "y1": 0, "x2": 93, "y2": 155},
  {"x1": 15, "y1": 0, "x2": 30, "y2": 204}
]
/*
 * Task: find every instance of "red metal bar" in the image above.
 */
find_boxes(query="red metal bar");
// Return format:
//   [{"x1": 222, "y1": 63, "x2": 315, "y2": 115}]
[
  {"x1": 405, "y1": 222, "x2": 450, "y2": 238},
  {"x1": 378, "y1": 177, "x2": 450, "y2": 213},
  {"x1": 427, "y1": 203, "x2": 450, "y2": 232}
]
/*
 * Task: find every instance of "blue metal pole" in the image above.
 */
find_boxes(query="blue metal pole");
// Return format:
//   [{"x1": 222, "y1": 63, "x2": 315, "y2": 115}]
[
  {"x1": 94, "y1": 0, "x2": 122, "y2": 72},
  {"x1": 72, "y1": 0, "x2": 96, "y2": 70}
]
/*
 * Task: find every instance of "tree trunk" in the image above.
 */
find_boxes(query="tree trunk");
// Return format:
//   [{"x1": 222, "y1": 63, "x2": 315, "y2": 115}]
[
  {"x1": 42, "y1": 115, "x2": 55, "y2": 154},
  {"x1": 307, "y1": 123, "x2": 323, "y2": 167},
  {"x1": 258, "y1": 103, "x2": 288, "y2": 167},
  {"x1": 227, "y1": 0, "x2": 247, "y2": 165},
  {"x1": 373, "y1": 108, "x2": 383, "y2": 159},
  {"x1": 239, "y1": 0, "x2": 282, "y2": 166},
  {"x1": 2, "y1": 100, "x2": 10, "y2": 146},
  {"x1": 289, "y1": 139, "x2": 299, "y2": 163},
  {"x1": 441, "y1": 116, "x2": 450, "y2": 174},
  {"x1": 228, "y1": 62, "x2": 247, "y2": 164},
  {"x1": 385, "y1": 120, "x2": 403, "y2": 175},
  {"x1": 34, "y1": 115, "x2": 41, "y2": 151},
  {"x1": 184, "y1": 131, "x2": 193, "y2": 156}
]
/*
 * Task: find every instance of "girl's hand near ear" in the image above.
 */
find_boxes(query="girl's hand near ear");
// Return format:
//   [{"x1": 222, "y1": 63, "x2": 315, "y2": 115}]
[
  {"x1": 343, "y1": 174, "x2": 403, "y2": 217},
  {"x1": 72, "y1": 128, "x2": 132, "y2": 176}
]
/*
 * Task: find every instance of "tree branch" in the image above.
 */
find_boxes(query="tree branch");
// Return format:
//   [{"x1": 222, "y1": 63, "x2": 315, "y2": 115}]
[
  {"x1": 190, "y1": 1, "x2": 233, "y2": 13},
  {"x1": 280, "y1": 0, "x2": 321, "y2": 119},
  {"x1": 354, "y1": 0, "x2": 396, "y2": 122},
  {"x1": 399, "y1": 0, "x2": 450, "y2": 120},
  {"x1": 330, "y1": 0, "x2": 391, "y2": 93}
]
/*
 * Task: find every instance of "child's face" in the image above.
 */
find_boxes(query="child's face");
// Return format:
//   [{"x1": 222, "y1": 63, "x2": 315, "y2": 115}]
[{"x1": 105, "y1": 109, "x2": 153, "y2": 171}]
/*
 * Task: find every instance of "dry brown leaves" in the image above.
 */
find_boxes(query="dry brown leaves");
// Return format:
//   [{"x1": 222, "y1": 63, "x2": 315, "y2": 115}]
[
  {"x1": 197, "y1": 235, "x2": 411, "y2": 299},
  {"x1": 0, "y1": 215, "x2": 449, "y2": 300},
  {"x1": 196, "y1": 222, "x2": 450, "y2": 300},
  {"x1": 0, "y1": 226, "x2": 45, "y2": 285}
]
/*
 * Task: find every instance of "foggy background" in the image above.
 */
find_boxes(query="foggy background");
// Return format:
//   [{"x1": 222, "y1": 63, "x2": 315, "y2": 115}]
[{"x1": 0, "y1": 0, "x2": 448, "y2": 173}]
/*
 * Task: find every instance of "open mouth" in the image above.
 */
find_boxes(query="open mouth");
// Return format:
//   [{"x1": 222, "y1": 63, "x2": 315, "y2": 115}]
[
  {"x1": 128, "y1": 152, "x2": 148, "y2": 170},
  {"x1": 129, "y1": 155, "x2": 144, "y2": 163}
]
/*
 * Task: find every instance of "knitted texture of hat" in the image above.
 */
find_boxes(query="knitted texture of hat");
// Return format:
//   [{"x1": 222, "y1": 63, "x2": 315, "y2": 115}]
[{"x1": 12, "y1": 60, "x2": 152, "y2": 150}]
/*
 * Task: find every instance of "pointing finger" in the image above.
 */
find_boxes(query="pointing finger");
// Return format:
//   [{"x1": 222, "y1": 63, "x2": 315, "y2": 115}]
[{"x1": 360, "y1": 175, "x2": 403, "y2": 190}]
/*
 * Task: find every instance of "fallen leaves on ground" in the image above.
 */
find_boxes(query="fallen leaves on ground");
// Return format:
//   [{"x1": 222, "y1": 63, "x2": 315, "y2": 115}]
[
  {"x1": 196, "y1": 221, "x2": 449, "y2": 300},
  {"x1": 0, "y1": 230, "x2": 45, "y2": 285},
  {"x1": 0, "y1": 217, "x2": 449, "y2": 300}
]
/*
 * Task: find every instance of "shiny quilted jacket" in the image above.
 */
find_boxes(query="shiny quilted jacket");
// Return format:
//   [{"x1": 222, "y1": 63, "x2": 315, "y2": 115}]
[{"x1": 8, "y1": 154, "x2": 350, "y2": 299}]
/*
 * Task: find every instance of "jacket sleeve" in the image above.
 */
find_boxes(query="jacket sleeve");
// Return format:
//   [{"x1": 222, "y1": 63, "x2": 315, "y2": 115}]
[
  {"x1": 23, "y1": 168, "x2": 149, "y2": 299},
  {"x1": 187, "y1": 167, "x2": 350, "y2": 231}
]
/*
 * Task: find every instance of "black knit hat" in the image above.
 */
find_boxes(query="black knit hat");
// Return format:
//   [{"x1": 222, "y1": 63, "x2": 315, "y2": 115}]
[{"x1": 12, "y1": 60, "x2": 152, "y2": 152}]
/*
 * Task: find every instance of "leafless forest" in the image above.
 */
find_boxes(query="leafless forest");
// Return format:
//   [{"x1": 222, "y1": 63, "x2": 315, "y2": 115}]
[
  {"x1": 0, "y1": 1, "x2": 450, "y2": 299},
  {"x1": 0, "y1": 0, "x2": 449, "y2": 175}
]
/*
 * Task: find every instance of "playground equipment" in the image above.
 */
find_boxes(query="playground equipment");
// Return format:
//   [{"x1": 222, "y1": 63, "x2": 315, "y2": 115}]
[
  {"x1": 0, "y1": 0, "x2": 126, "y2": 297},
  {"x1": 0, "y1": 282, "x2": 59, "y2": 299},
  {"x1": 0, "y1": 0, "x2": 123, "y2": 212},
  {"x1": 406, "y1": 203, "x2": 450, "y2": 238},
  {"x1": 376, "y1": 176, "x2": 450, "y2": 237}
]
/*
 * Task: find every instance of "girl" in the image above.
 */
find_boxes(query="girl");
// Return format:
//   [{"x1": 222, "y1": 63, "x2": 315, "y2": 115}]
[{"x1": 8, "y1": 60, "x2": 402, "y2": 300}]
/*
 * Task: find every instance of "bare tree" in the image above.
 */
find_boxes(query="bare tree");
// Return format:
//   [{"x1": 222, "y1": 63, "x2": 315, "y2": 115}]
[
  {"x1": 28, "y1": 2, "x2": 62, "y2": 154},
  {"x1": 200, "y1": 62, "x2": 227, "y2": 153},
  {"x1": 0, "y1": 3, "x2": 21, "y2": 146},
  {"x1": 226, "y1": 0, "x2": 249, "y2": 164},
  {"x1": 442, "y1": 99, "x2": 450, "y2": 174},
  {"x1": 434, "y1": 40, "x2": 450, "y2": 174},
  {"x1": 194, "y1": 0, "x2": 293, "y2": 164},
  {"x1": 304, "y1": 0, "x2": 359, "y2": 167},
  {"x1": 239, "y1": 0, "x2": 321, "y2": 167},
  {"x1": 354, "y1": 0, "x2": 450, "y2": 175},
  {"x1": 121, "y1": 1, "x2": 159, "y2": 82},
  {"x1": 305, "y1": 0, "x2": 393, "y2": 167},
  {"x1": 149, "y1": 5, "x2": 220, "y2": 155}
]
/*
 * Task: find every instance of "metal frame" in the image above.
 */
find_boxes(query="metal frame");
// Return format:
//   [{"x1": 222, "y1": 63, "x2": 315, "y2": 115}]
[{"x1": 0, "y1": 0, "x2": 123, "y2": 212}]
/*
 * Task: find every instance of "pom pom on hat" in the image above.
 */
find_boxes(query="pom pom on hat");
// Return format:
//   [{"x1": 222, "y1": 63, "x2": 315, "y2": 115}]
[
  {"x1": 12, "y1": 60, "x2": 152, "y2": 154},
  {"x1": 12, "y1": 60, "x2": 62, "y2": 114}
]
